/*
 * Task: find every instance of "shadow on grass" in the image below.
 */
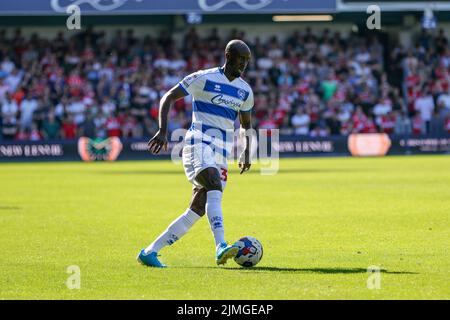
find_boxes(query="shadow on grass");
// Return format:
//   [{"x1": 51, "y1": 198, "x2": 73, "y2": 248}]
[
  {"x1": 0, "y1": 206, "x2": 21, "y2": 210},
  {"x1": 226, "y1": 267, "x2": 419, "y2": 274},
  {"x1": 178, "y1": 266, "x2": 418, "y2": 275}
]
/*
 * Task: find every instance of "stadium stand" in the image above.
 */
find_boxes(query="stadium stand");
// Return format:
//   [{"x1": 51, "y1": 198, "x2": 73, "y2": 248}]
[{"x1": 1, "y1": 26, "x2": 450, "y2": 141}]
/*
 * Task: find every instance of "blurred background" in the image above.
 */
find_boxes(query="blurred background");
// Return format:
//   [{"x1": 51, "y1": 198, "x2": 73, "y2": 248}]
[{"x1": 0, "y1": 0, "x2": 449, "y2": 160}]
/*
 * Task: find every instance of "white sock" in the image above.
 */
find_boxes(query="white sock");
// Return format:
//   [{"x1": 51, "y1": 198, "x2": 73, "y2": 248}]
[
  {"x1": 144, "y1": 208, "x2": 201, "y2": 254},
  {"x1": 206, "y1": 190, "x2": 225, "y2": 246}
]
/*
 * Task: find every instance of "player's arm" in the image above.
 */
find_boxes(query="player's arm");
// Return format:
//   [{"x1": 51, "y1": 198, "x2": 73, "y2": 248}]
[
  {"x1": 147, "y1": 85, "x2": 187, "y2": 154},
  {"x1": 238, "y1": 110, "x2": 252, "y2": 174}
]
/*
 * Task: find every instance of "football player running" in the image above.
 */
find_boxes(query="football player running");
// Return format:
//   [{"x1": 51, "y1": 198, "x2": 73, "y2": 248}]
[{"x1": 137, "y1": 40, "x2": 254, "y2": 268}]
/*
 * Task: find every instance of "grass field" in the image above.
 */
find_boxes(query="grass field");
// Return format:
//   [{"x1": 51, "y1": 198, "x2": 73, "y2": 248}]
[{"x1": 0, "y1": 155, "x2": 449, "y2": 300}]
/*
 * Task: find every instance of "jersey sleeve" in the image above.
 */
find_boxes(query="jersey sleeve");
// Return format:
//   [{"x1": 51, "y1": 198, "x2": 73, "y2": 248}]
[
  {"x1": 240, "y1": 88, "x2": 254, "y2": 112},
  {"x1": 178, "y1": 71, "x2": 205, "y2": 96}
]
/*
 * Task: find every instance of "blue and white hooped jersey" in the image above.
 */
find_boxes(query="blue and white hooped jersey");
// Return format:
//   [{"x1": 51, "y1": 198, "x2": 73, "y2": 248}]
[{"x1": 178, "y1": 67, "x2": 254, "y2": 158}]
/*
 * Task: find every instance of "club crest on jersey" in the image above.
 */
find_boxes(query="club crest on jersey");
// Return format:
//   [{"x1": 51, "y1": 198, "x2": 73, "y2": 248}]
[
  {"x1": 214, "y1": 84, "x2": 221, "y2": 91},
  {"x1": 238, "y1": 89, "x2": 246, "y2": 100}
]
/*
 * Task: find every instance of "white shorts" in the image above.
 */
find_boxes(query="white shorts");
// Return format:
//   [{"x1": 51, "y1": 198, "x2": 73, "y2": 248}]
[{"x1": 182, "y1": 142, "x2": 228, "y2": 190}]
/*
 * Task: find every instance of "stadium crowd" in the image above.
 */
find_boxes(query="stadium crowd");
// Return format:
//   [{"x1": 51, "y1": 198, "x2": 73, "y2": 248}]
[{"x1": 1, "y1": 26, "x2": 450, "y2": 141}]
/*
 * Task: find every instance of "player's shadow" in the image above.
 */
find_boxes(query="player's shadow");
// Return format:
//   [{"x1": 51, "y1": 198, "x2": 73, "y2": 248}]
[
  {"x1": 220, "y1": 266, "x2": 418, "y2": 274},
  {"x1": 0, "y1": 206, "x2": 21, "y2": 210}
]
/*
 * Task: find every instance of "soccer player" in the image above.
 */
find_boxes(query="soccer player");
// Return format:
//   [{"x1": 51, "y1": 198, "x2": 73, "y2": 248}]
[{"x1": 137, "y1": 40, "x2": 254, "y2": 268}]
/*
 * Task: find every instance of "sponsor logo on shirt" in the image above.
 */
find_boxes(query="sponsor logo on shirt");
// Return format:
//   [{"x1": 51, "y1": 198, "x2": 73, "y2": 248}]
[{"x1": 211, "y1": 94, "x2": 241, "y2": 110}]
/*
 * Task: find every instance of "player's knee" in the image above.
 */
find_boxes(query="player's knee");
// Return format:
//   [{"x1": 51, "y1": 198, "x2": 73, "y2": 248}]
[
  {"x1": 190, "y1": 204, "x2": 205, "y2": 216},
  {"x1": 205, "y1": 177, "x2": 222, "y2": 191},
  {"x1": 190, "y1": 199, "x2": 206, "y2": 217}
]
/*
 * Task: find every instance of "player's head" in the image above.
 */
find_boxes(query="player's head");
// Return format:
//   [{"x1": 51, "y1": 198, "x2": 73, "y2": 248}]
[{"x1": 225, "y1": 39, "x2": 251, "y2": 78}]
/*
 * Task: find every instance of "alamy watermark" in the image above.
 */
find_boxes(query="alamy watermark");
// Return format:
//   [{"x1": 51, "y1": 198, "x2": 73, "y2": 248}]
[
  {"x1": 366, "y1": 5, "x2": 381, "y2": 30},
  {"x1": 66, "y1": 265, "x2": 81, "y2": 289},
  {"x1": 66, "y1": 5, "x2": 81, "y2": 30},
  {"x1": 367, "y1": 265, "x2": 381, "y2": 290},
  {"x1": 168, "y1": 125, "x2": 280, "y2": 175}
]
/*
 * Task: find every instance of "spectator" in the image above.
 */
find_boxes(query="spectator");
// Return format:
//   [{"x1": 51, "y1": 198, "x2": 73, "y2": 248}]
[
  {"x1": 19, "y1": 92, "x2": 38, "y2": 130},
  {"x1": 412, "y1": 112, "x2": 425, "y2": 135},
  {"x1": 0, "y1": 77, "x2": 9, "y2": 102},
  {"x1": 101, "y1": 96, "x2": 116, "y2": 116},
  {"x1": 61, "y1": 114, "x2": 77, "y2": 139},
  {"x1": 67, "y1": 96, "x2": 86, "y2": 126},
  {"x1": 394, "y1": 111, "x2": 412, "y2": 135},
  {"x1": 5, "y1": 68, "x2": 22, "y2": 93},
  {"x1": 42, "y1": 112, "x2": 61, "y2": 139},
  {"x1": 379, "y1": 112, "x2": 396, "y2": 134},
  {"x1": 320, "y1": 73, "x2": 338, "y2": 102},
  {"x1": 414, "y1": 89, "x2": 435, "y2": 133},
  {"x1": 16, "y1": 127, "x2": 29, "y2": 140},
  {"x1": 32, "y1": 98, "x2": 50, "y2": 130},
  {"x1": 121, "y1": 113, "x2": 137, "y2": 138},
  {"x1": 105, "y1": 113, "x2": 121, "y2": 137},
  {"x1": 94, "y1": 111, "x2": 108, "y2": 138},
  {"x1": 29, "y1": 122, "x2": 42, "y2": 141},
  {"x1": 437, "y1": 89, "x2": 450, "y2": 115},
  {"x1": 445, "y1": 113, "x2": 450, "y2": 134},
  {"x1": 373, "y1": 97, "x2": 392, "y2": 127},
  {"x1": 310, "y1": 125, "x2": 329, "y2": 137},
  {"x1": 1, "y1": 93, "x2": 18, "y2": 119},
  {"x1": 2, "y1": 116, "x2": 17, "y2": 140},
  {"x1": 351, "y1": 106, "x2": 367, "y2": 133},
  {"x1": 429, "y1": 108, "x2": 446, "y2": 136},
  {"x1": 362, "y1": 116, "x2": 377, "y2": 134},
  {"x1": 291, "y1": 108, "x2": 310, "y2": 135},
  {"x1": 1, "y1": 56, "x2": 15, "y2": 74}
]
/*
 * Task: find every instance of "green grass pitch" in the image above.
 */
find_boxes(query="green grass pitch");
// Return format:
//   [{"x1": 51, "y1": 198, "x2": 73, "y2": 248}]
[{"x1": 0, "y1": 155, "x2": 449, "y2": 299}]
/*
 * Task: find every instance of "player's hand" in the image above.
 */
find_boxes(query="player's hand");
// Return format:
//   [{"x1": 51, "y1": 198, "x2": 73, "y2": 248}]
[
  {"x1": 147, "y1": 130, "x2": 168, "y2": 154},
  {"x1": 238, "y1": 149, "x2": 251, "y2": 174}
]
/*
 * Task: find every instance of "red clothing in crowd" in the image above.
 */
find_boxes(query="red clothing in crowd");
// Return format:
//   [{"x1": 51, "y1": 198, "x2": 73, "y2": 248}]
[
  {"x1": 412, "y1": 116, "x2": 423, "y2": 135},
  {"x1": 30, "y1": 129, "x2": 42, "y2": 140},
  {"x1": 434, "y1": 67, "x2": 449, "y2": 92},
  {"x1": 122, "y1": 117, "x2": 136, "y2": 138},
  {"x1": 340, "y1": 121, "x2": 352, "y2": 135},
  {"x1": 12, "y1": 89, "x2": 25, "y2": 105},
  {"x1": 406, "y1": 74, "x2": 420, "y2": 91},
  {"x1": 273, "y1": 108, "x2": 287, "y2": 127},
  {"x1": 362, "y1": 119, "x2": 377, "y2": 133},
  {"x1": 445, "y1": 118, "x2": 450, "y2": 134},
  {"x1": 62, "y1": 121, "x2": 77, "y2": 139},
  {"x1": 259, "y1": 118, "x2": 277, "y2": 130},
  {"x1": 352, "y1": 113, "x2": 366, "y2": 132},
  {"x1": 106, "y1": 116, "x2": 122, "y2": 137},
  {"x1": 173, "y1": 98, "x2": 186, "y2": 113},
  {"x1": 380, "y1": 115, "x2": 395, "y2": 134},
  {"x1": 259, "y1": 117, "x2": 277, "y2": 137},
  {"x1": 15, "y1": 131, "x2": 29, "y2": 140}
]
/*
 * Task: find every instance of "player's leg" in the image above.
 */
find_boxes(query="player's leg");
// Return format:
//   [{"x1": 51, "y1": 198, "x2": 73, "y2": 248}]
[
  {"x1": 189, "y1": 187, "x2": 207, "y2": 217},
  {"x1": 137, "y1": 187, "x2": 206, "y2": 268},
  {"x1": 195, "y1": 166, "x2": 238, "y2": 265},
  {"x1": 195, "y1": 167, "x2": 223, "y2": 244}
]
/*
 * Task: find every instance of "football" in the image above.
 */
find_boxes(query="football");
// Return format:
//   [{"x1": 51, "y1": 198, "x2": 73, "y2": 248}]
[{"x1": 233, "y1": 236, "x2": 263, "y2": 268}]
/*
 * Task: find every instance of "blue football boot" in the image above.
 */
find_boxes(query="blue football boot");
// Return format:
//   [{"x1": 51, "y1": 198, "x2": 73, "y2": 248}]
[
  {"x1": 137, "y1": 249, "x2": 167, "y2": 268},
  {"x1": 216, "y1": 242, "x2": 239, "y2": 265}
]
